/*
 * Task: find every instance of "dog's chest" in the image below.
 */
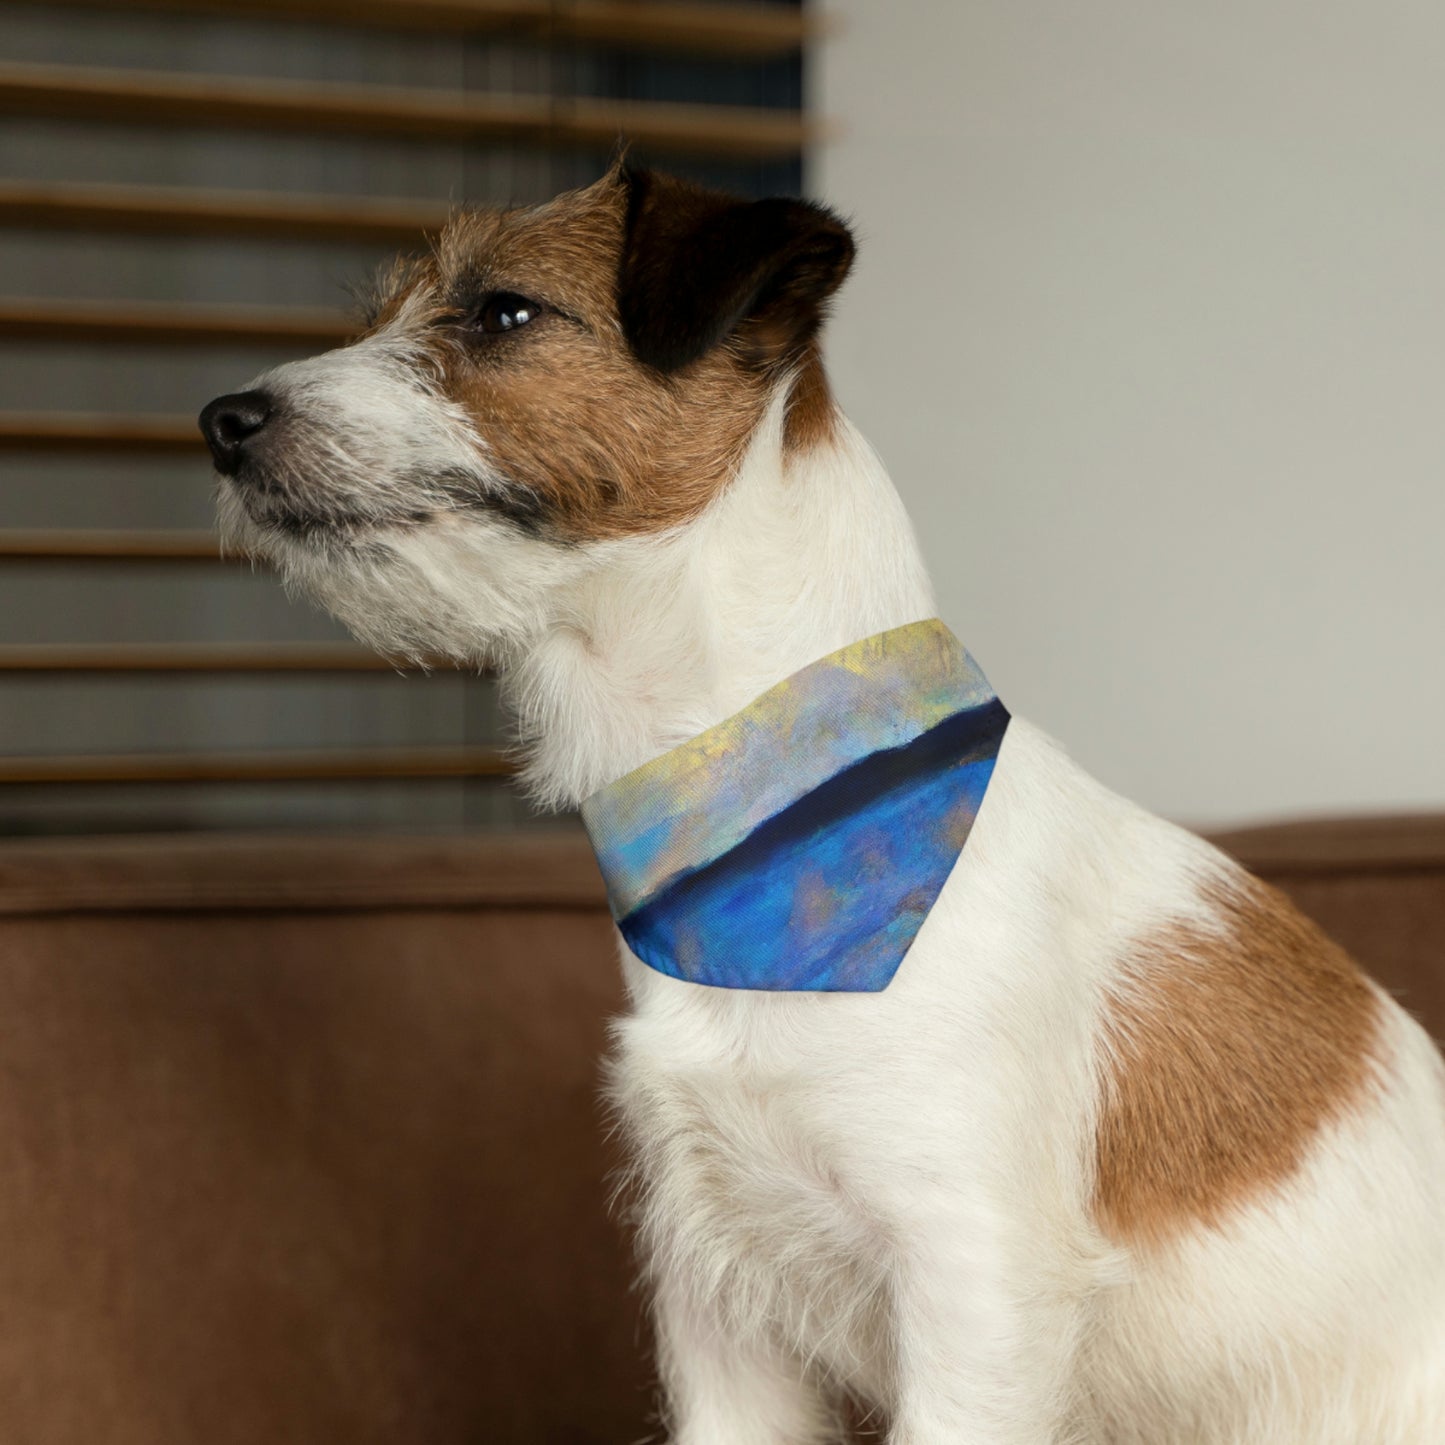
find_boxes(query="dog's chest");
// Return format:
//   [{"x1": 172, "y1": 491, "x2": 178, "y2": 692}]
[{"x1": 611, "y1": 995, "x2": 892, "y2": 1387}]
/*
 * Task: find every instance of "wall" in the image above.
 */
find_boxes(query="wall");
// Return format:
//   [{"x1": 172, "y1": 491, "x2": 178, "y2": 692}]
[{"x1": 813, "y1": 1, "x2": 1445, "y2": 826}]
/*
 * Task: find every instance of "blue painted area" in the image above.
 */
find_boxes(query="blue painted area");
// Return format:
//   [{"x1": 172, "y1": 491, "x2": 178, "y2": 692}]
[
  {"x1": 618, "y1": 700, "x2": 1007, "y2": 991},
  {"x1": 583, "y1": 620, "x2": 998, "y2": 918}
]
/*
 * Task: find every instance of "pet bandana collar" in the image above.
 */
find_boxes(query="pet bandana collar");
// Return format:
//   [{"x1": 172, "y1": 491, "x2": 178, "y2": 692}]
[{"x1": 580, "y1": 619, "x2": 1009, "y2": 993}]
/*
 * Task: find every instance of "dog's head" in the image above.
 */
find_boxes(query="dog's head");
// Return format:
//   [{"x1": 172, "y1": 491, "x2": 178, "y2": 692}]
[{"x1": 200, "y1": 166, "x2": 854, "y2": 662}]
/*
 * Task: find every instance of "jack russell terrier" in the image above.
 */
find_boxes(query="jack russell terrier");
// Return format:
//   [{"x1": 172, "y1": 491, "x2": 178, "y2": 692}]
[{"x1": 200, "y1": 164, "x2": 1445, "y2": 1444}]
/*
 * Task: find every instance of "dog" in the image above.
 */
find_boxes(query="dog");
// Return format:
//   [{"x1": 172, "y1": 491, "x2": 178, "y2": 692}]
[{"x1": 200, "y1": 163, "x2": 1445, "y2": 1443}]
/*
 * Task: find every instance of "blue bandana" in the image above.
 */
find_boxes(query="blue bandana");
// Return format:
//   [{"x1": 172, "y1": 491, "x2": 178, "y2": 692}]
[{"x1": 580, "y1": 620, "x2": 1008, "y2": 992}]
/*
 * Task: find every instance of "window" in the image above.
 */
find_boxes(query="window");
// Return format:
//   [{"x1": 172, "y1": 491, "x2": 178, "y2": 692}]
[{"x1": 0, "y1": 0, "x2": 811, "y2": 834}]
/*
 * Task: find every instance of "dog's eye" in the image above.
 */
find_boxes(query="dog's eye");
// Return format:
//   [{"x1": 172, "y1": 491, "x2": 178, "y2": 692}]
[{"x1": 474, "y1": 292, "x2": 542, "y2": 335}]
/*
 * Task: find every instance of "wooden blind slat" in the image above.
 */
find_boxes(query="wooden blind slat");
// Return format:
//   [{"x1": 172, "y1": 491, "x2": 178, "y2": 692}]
[
  {"x1": 0, "y1": 530, "x2": 228, "y2": 561},
  {"x1": 0, "y1": 643, "x2": 427, "y2": 672},
  {"x1": 0, "y1": 412, "x2": 201, "y2": 452},
  {"x1": 0, "y1": 297, "x2": 353, "y2": 348},
  {"x1": 0, "y1": 180, "x2": 449, "y2": 245},
  {"x1": 0, "y1": 62, "x2": 818, "y2": 161},
  {"x1": 563, "y1": 0, "x2": 815, "y2": 57},
  {"x1": 0, "y1": 746, "x2": 513, "y2": 784},
  {"x1": 21, "y1": 0, "x2": 815, "y2": 58}
]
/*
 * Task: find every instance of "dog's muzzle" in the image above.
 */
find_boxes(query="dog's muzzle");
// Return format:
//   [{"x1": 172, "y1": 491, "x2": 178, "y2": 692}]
[{"x1": 199, "y1": 390, "x2": 274, "y2": 476}]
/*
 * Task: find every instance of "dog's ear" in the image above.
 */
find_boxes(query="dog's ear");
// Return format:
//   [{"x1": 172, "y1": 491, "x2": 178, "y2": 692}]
[{"x1": 617, "y1": 166, "x2": 855, "y2": 375}]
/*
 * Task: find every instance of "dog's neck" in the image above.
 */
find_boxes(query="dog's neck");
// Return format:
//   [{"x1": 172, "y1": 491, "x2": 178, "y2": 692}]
[{"x1": 506, "y1": 390, "x2": 938, "y2": 810}]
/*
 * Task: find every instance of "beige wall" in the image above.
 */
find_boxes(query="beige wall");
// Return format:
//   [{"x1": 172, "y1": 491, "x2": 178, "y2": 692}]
[{"x1": 813, "y1": 1, "x2": 1445, "y2": 826}]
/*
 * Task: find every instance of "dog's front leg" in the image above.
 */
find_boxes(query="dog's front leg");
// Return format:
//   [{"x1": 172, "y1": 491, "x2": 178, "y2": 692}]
[
  {"x1": 885, "y1": 1211, "x2": 1086, "y2": 1445},
  {"x1": 654, "y1": 1274, "x2": 841, "y2": 1445}
]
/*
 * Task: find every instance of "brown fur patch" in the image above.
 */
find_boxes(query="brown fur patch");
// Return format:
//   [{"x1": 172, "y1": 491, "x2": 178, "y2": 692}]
[
  {"x1": 1094, "y1": 873, "x2": 1382, "y2": 1247},
  {"x1": 364, "y1": 171, "x2": 845, "y2": 541},
  {"x1": 783, "y1": 342, "x2": 839, "y2": 453},
  {"x1": 386, "y1": 178, "x2": 763, "y2": 541}
]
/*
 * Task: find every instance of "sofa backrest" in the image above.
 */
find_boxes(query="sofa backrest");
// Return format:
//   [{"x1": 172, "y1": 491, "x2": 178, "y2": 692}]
[{"x1": 0, "y1": 832, "x2": 646, "y2": 1445}]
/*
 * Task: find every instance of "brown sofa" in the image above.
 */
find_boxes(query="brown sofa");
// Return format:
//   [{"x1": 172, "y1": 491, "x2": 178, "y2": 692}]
[{"x1": 0, "y1": 819, "x2": 1440, "y2": 1443}]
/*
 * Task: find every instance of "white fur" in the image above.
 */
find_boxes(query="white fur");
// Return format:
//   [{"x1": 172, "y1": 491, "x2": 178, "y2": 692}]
[{"x1": 221, "y1": 351, "x2": 1445, "y2": 1443}]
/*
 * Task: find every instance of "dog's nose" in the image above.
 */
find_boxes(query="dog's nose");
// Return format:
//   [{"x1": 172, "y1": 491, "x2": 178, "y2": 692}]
[{"x1": 199, "y1": 390, "x2": 273, "y2": 475}]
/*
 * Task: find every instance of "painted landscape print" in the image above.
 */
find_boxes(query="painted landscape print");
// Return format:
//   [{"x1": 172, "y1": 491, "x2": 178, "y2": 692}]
[{"x1": 582, "y1": 620, "x2": 1010, "y2": 992}]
